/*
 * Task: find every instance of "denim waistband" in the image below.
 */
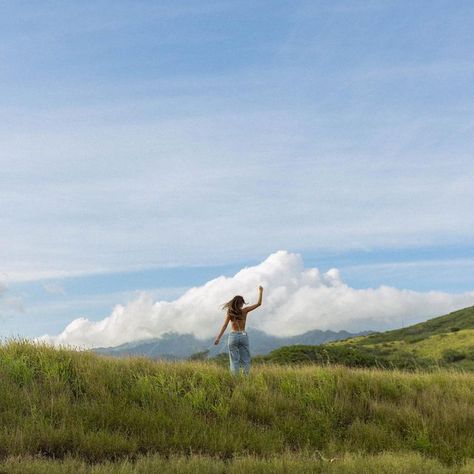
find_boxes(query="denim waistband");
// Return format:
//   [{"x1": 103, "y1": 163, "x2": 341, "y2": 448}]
[{"x1": 230, "y1": 330, "x2": 247, "y2": 335}]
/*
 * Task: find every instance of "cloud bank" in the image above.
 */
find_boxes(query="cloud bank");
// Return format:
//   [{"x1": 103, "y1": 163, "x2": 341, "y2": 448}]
[{"x1": 40, "y1": 251, "x2": 474, "y2": 349}]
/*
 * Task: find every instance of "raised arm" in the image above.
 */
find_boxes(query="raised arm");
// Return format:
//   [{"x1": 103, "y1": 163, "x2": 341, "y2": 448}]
[{"x1": 243, "y1": 286, "x2": 263, "y2": 313}]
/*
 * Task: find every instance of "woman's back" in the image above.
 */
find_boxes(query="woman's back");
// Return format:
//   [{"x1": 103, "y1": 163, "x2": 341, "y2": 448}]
[{"x1": 230, "y1": 309, "x2": 247, "y2": 332}]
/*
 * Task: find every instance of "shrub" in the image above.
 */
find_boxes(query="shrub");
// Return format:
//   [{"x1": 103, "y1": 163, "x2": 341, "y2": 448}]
[
  {"x1": 442, "y1": 350, "x2": 466, "y2": 363},
  {"x1": 188, "y1": 350, "x2": 210, "y2": 361}
]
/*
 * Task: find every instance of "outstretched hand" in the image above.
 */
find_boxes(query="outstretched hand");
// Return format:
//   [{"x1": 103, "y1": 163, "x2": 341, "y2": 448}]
[
  {"x1": 258, "y1": 285, "x2": 263, "y2": 292},
  {"x1": 214, "y1": 338, "x2": 220, "y2": 345}
]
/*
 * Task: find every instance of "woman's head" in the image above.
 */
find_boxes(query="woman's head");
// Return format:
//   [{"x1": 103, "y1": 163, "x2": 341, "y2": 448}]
[{"x1": 221, "y1": 295, "x2": 247, "y2": 319}]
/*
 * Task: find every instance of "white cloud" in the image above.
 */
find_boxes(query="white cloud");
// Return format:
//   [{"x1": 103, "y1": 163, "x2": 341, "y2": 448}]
[{"x1": 39, "y1": 250, "x2": 474, "y2": 349}]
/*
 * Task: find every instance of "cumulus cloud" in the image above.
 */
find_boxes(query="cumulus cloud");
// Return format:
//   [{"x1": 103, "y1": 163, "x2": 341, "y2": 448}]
[{"x1": 40, "y1": 250, "x2": 474, "y2": 349}]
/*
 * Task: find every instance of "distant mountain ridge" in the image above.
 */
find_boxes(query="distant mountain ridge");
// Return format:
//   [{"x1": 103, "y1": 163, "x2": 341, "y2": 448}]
[{"x1": 94, "y1": 328, "x2": 370, "y2": 360}]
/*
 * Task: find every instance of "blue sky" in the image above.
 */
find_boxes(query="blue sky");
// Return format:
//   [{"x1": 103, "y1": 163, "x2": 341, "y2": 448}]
[{"x1": 1, "y1": 1, "x2": 473, "y2": 339}]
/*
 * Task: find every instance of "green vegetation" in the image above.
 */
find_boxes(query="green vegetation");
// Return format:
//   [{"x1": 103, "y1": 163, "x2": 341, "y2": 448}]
[
  {"x1": 1, "y1": 452, "x2": 473, "y2": 473},
  {"x1": 357, "y1": 305, "x2": 474, "y2": 343},
  {"x1": 258, "y1": 306, "x2": 474, "y2": 371},
  {"x1": 0, "y1": 341, "x2": 473, "y2": 472}
]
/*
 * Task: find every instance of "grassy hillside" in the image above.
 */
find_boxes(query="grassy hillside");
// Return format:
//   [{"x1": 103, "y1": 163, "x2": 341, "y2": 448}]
[
  {"x1": 259, "y1": 306, "x2": 474, "y2": 371},
  {"x1": 0, "y1": 341, "x2": 473, "y2": 472},
  {"x1": 356, "y1": 305, "x2": 474, "y2": 343}
]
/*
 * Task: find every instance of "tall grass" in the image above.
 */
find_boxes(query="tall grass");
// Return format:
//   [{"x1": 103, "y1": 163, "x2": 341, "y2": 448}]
[
  {"x1": 1, "y1": 452, "x2": 473, "y2": 474},
  {"x1": 0, "y1": 340, "x2": 472, "y2": 470}
]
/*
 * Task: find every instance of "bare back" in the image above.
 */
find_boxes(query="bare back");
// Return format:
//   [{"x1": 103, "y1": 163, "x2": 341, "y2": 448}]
[{"x1": 230, "y1": 308, "x2": 250, "y2": 331}]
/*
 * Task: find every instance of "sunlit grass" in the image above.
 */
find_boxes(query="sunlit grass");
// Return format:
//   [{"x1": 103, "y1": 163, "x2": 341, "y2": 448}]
[
  {"x1": 0, "y1": 340, "x2": 472, "y2": 470},
  {"x1": 1, "y1": 452, "x2": 473, "y2": 473},
  {"x1": 388, "y1": 329, "x2": 474, "y2": 357}
]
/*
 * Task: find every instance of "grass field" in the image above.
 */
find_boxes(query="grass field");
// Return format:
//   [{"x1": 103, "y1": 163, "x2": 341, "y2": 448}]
[
  {"x1": 365, "y1": 329, "x2": 474, "y2": 358},
  {"x1": 0, "y1": 341, "x2": 473, "y2": 473},
  {"x1": 1, "y1": 452, "x2": 473, "y2": 473}
]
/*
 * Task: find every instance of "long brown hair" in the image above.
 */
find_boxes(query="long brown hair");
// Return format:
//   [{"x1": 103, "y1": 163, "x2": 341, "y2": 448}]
[{"x1": 221, "y1": 295, "x2": 247, "y2": 320}]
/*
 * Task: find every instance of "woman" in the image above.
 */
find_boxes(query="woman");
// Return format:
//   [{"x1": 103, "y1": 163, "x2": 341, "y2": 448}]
[{"x1": 214, "y1": 285, "x2": 263, "y2": 375}]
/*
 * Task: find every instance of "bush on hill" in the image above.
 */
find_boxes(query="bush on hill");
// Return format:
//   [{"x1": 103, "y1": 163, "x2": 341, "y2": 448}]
[{"x1": 255, "y1": 344, "x2": 435, "y2": 371}]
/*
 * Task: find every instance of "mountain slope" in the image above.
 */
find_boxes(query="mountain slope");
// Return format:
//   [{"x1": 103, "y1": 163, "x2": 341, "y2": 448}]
[
  {"x1": 259, "y1": 306, "x2": 474, "y2": 370},
  {"x1": 349, "y1": 305, "x2": 474, "y2": 345}
]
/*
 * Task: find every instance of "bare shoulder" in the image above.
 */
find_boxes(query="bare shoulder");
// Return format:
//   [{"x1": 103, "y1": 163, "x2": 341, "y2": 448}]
[{"x1": 242, "y1": 303, "x2": 259, "y2": 314}]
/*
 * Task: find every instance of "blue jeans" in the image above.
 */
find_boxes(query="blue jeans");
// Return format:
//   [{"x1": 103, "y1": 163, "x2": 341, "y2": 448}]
[{"x1": 228, "y1": 331, "x2": 251, "y2": 375}]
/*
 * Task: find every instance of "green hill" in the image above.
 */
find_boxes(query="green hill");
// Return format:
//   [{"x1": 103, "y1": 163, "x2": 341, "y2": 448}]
[
  {"x1": 258, "y1": 306, "x2": 474, "y2": 371},
  {"x1": 0, "y1": 341, "x2": 472, "y2": 472},
  {"x1": 349, "y1": 305, "x2": 474, "y2": 345}
]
